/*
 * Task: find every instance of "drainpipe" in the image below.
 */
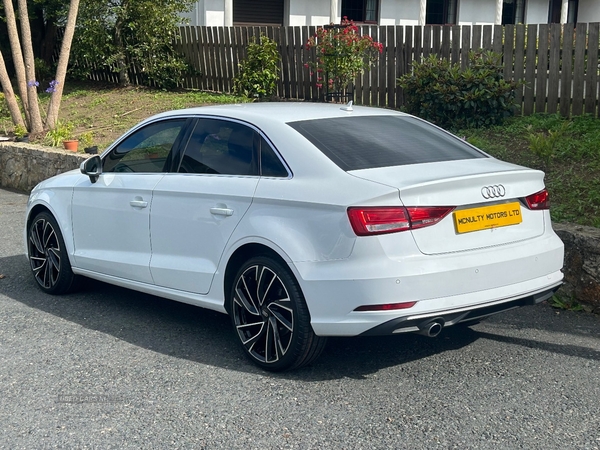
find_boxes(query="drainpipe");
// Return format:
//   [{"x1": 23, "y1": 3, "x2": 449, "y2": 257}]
[
  {"x1": 560, "y1": 0, "x2": 568, "y2": 23},
  {"x1": 330, "y1": 0, "x2": 338, "y2": 24},
  {"x1": 224, "y1": 0, "x2": 233, "y2": 26},
  {"x1": 419, "y1": 0, "x2": 426, "y2": 25},
  {"x1": 495, "y1": 0, "x2": 503, "y2": 24}
]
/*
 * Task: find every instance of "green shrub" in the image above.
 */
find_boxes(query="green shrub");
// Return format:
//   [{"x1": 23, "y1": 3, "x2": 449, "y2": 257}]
[
  {"x1": 14, "y1": 124, "x2": 28, "y2": 139},
  {"x1": 549, "y1": 295, "x2": 584, "y2": 311},
  {"x1": 233, "y1": 35, "x2": 280, "y2": 99},
  {"x1": 0, "y1": 93, "x2": 9, "y2": 120},
  {"x1": 71, "y1": 0, "x2": 194, "y2": 89},
  {"x1": 35, "y1": 58, "x2": 53, "y2": 84},
  {"x1": 527, "y1": 121, "x2": 570, "y2": 164},
  {"x1": 398, "y1": 51, "x2": 521, "y2": 129},
  {"x1": 45, "y1": 121, "x2": 74, "y2": 147},
  {"x1": 305, "y1": 19, "x2": 382, "y2": 94},
  {"x1": 79, "y1": 131, "x2": 94, "y2": 149}
]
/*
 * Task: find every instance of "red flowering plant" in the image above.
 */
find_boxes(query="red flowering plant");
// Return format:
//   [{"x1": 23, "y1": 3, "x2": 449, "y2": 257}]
[{"x1": 305, "y1": 17, "x2": 383, "y2": 99}]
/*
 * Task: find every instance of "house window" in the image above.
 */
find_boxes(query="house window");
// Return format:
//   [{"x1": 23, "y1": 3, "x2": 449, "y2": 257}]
[
  {"x1": 549, "y1": 0, "x2": 578, "y2": 23},
  {"x1": 567, "y1": 0, "x2": 578, "y2": 23},
  {"x1": 426, "y1": 0, "x2": 458, "y2": 25},
  {"x1": 341, "y1": 0, "x2": 378, "y2": 23},
  {"x1": 233, "y1": 0, "x2": 284, "y2": 25},
  {"x1": 502, "y1": 0, "x2": 526, "y2": 24}
]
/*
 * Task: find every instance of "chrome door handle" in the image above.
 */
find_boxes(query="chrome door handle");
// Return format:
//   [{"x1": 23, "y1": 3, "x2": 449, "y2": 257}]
[
  {"x1": 130, "y1": 200, "x2": 148, "y2": 208},
  {"x1": 210, "y1": 207, "x2": 234, "y2": 216}
]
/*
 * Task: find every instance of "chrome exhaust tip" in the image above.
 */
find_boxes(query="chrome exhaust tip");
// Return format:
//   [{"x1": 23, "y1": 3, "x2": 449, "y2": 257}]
[{"x1": 416, "y1": 320, "x2": 444, "y2": 338}]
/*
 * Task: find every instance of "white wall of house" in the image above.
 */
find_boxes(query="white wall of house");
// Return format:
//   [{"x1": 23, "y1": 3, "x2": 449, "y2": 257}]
[
  {"x1": 579, "y1": 0, "x2": 600, "y2": 23},
  {"x1": 525, "y1": 0, "x2": 549, "y2": 24},
  {"x1": 181, "y1": 0, "x2": 226, "y2": 26},
  {"x1": 458, "y1": 0, "x2": 496, "y2": 25},
  {"x1": 380, "y1": 0, "x2": 420, "y2": 25},
  {"x1": 182, "y1": 0, "x2": 600, "y2": 26},
  {"x1": 288, "y1": 0, "x2": 331, "y2": 26}
]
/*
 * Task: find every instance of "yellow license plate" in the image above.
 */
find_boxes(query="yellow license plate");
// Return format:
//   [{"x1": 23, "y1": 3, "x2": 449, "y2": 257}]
[{"x1": 454, "y1": 202, "x2": 522, "y2": 234}]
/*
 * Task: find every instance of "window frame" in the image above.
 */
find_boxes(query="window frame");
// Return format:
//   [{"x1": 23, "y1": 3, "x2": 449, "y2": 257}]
[
  {"x1": 174, "y1": 117, "x2": 291, "y2": 178},
  {"x1": 549, "y1": 0, "x2": 577, "y2": 23},
  {"x1": 341, "y1": 0, "x2": 379, "y2": 24},
  {"x1": 101, "y1": 117, "x2": 191, "y2": 174},
  {"x1": 233, "y1": 0, "x2": 285, "y2": 26},
  {"x1": 567, "y1": 0, "x2": 578, "y2": 24},
  {"x1": 287, "y1": 115, "x2": 487, "y2": 172},
  {"x1": 502, "y1": 0, "x2": 526, "y2": 25},
  {"x1": 425, "y1": 0, "x2": 458, "y2": 25}
]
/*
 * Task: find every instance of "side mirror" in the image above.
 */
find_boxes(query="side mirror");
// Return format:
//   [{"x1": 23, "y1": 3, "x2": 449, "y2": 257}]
[{"x1": 80, "y1": 155, "x2": 102, "y2": 183}]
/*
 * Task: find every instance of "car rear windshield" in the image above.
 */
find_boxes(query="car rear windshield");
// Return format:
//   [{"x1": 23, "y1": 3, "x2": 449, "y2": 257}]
[{"x1": 287, "y1": 115, "x2": 486, "y2": 171}]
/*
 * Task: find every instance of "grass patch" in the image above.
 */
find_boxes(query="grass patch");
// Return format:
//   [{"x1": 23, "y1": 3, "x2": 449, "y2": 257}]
[
  {"x1": 459, "y1": 113, "x2": 600, "y2": 228},
  {"x1": 0, "y1": 81, "x2": 248, "y2": 150},
  {"x1": 548, "y1": 295, "x2": 585, "y2": 312},
  {"x1": 1, "y1": 84, "x2": 598, "y2": 227}
]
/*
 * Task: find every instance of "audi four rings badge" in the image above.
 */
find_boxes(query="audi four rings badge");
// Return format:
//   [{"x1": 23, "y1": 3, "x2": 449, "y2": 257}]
[{"x1": 481, "y1": 185, "x2": 506, "y2": 199}]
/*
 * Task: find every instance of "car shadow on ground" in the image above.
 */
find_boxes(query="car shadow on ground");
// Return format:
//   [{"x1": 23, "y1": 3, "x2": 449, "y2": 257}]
[{"x1": 1, "y1": 253, "x2": 599, "y2": 380}]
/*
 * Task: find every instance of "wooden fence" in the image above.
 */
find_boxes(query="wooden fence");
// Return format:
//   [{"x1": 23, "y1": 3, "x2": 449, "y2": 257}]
[{"x1": 89, "y1": 23, "x2": 600, "y2": 117}]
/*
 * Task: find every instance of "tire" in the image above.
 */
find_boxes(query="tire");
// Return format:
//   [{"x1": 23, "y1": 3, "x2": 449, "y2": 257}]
[
  {"x1": 27, "y1": 212, "x2": 78, "y2": 295},
  {"x1": 229, "y1": 256, "x2": 327, "y2": 371}
]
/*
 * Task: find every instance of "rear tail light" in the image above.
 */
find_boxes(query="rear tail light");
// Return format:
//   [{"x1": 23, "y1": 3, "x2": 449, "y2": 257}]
[
  {"x1": 406, "y1": 206, "x2": 455, "y2": 230},
  {"x1": 354, "y1": 301, "x2": 417, "y2": 311},
  {"x1": 347, "y1": 206, "x2": 454, "y2": 236},
  {"x1": 524, "y1": 189, "x2": 550, "y2": 210}
]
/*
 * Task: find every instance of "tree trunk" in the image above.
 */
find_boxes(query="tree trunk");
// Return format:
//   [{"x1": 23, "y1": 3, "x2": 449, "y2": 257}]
[
  {"x1": 3, "y1": 0, "x2": 31, "y2": 128},
  {"x1": 0, "y1": 50, "x2": 26, "y2": 128},
  {"x1": 45, "y1": 0, "x2": 81, "y2": 130},
  {"x1": 17, "y1": 0, "x2": 44, "y2": 135},
  {"x1": 114, "y1": 14, "x2": 130, "y2": 86}
]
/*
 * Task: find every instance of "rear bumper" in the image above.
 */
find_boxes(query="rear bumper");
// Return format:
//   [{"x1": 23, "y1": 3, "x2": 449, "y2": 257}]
[
  {"x1": 358, "y1": 283, "x2": 561, "y2": 336},
  {"x1": 293, "y1": 229, "x2": 564, "y2": 337}
]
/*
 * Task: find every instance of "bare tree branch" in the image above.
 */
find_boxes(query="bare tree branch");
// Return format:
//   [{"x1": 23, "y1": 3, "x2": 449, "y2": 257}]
[
  {"x1": 0, "y1": 50, "x2": 26, "y2": 128},
  {"x1": 46, "y1": 0, "x2": 81, "y2": 129},
  {"x1": 2, "y1": 0, "x2": 31, "y2": 127},
  {"x1": 17, "y1": 0, "x2": 44, "y2": 134}
]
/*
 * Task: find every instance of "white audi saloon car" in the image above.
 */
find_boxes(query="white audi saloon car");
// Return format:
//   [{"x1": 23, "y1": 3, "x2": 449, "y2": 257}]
[{"x1": 25, "y1": 103, "x2": 564, "y2": 371}]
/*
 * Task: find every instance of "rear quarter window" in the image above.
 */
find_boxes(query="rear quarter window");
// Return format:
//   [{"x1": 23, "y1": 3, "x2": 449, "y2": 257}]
[{"x1": 287, "y1": 115, "x2": 486, "y2": 171}]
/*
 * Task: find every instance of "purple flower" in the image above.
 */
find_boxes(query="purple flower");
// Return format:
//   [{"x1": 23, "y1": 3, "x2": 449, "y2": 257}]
[
  {"x1": 28, "y1": 80, "x2": 39, "y2": 88},
  {"x1": 45, "y1": 80, "x2": 59, "y2": 93}
]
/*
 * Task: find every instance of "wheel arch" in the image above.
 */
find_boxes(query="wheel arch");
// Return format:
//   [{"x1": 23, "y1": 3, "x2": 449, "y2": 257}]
[
  {"x1": 222, "y1": 242, "x2": 294, "y2": 315},
  {"x1": 25, "y1": 203, "x2": 56, "y2": 256},
  {"x1": 26, "y1": 200, "x2": 76, "y2": 264},
  {"x1": 26, "y1": 203, "x2": 54, "y2": 230}
]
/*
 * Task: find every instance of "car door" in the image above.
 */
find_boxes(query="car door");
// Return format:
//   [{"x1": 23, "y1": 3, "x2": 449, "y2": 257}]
[
  {"x1": 149, "y1": 118, "x2": 260, "y2": 294},
  {"x1": 71, "y1": 118, "x2": 188, "y2": 283}
]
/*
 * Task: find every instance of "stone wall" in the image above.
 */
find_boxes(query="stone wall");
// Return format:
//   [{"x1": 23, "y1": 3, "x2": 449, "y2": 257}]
[
  {"x1": 0, "y1": 143, "x2": 598, "y2": 313},
  {"x1": 0, "y1": 142, "x2": 87, "y2": 192},
  {"x1": 554, "y1": 223, "x2": 600, "y2": 313}
]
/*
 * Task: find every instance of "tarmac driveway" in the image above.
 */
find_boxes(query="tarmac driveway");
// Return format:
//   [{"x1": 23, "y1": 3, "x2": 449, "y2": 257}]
[{"x1": 0, "y1": 187, "x2": 599, "y2": 449}]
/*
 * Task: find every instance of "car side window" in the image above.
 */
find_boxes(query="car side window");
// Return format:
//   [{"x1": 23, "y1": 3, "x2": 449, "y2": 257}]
[
  {"x1": 260, "y1": 136, "x2": 288, "y2": 177},
  {"x1": 178, "y1": 119, "x2": 258, "y2": 176},
  {"x1": 103, "y1": 119, "x2": 186, "y2": 173}
]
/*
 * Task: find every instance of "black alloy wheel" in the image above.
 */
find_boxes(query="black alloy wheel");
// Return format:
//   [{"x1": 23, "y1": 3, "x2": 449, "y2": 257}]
[
  {"x1": 28, "y1": 212, "x2": 78, "y2": 294},
  {"x1": 230, "y1": 256, "x2": 326, "y2": 371}
]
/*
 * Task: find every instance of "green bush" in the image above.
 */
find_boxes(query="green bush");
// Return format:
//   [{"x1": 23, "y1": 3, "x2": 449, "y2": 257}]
[
  {"x1": 71, "y1": 0, "x2": 194, "y2": 89},
  {"x1": 527, "y1": 121, "x2": 570, "y2": 165},
  {"x1": 398, "y1": 51, "x2": 521, "y2": 129},
  {"x1": 305, "y1": 19, "x2": 382, "y2": 94},
  {"x1": 45, "y1": 121, "x2": 74, "y2": 147},
  {"x1": 233, "y1": 35, "x2": 280, "y2": 99},
  {"x1": 0, "y1": 93, "x2": 9, "y2": 119}
]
